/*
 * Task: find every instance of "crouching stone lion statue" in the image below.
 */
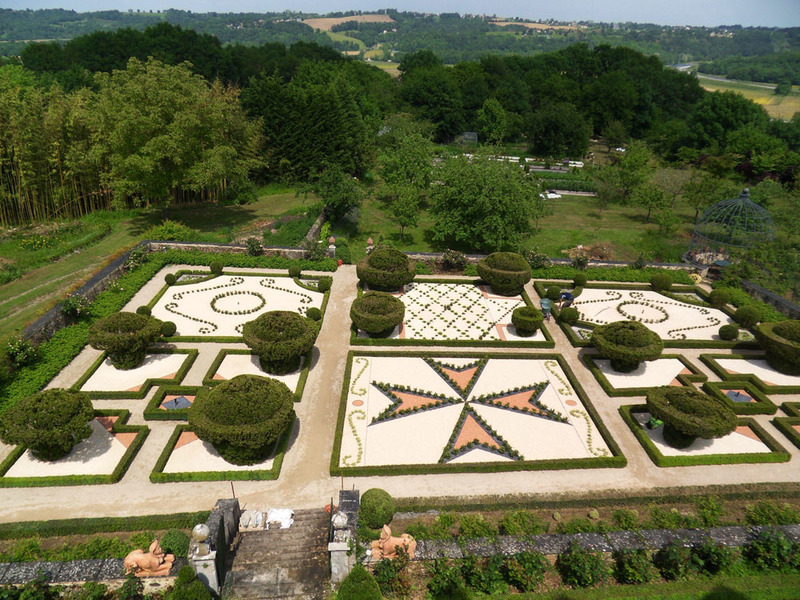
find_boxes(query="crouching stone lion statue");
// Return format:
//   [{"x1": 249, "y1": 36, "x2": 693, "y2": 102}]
[
  {"x1": 124, "y1": 539, "x2": 175, "y2": 576},
  {"x1": 370, "y1": 525, "x2": 417, "y2": 560}
]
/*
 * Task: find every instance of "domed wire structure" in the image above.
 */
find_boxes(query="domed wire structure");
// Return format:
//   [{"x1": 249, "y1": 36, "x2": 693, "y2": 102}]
[{"x1": 685, "y1": 189, "x2": 775, "y2": 268}]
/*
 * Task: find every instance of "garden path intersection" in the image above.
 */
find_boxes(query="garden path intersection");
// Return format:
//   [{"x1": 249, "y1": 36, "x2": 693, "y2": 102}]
[{"x1": 0, "y1": 264, "x2": 799, "y2": 524}]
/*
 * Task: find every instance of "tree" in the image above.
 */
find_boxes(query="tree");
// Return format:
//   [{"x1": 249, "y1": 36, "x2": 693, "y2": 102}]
[
  {"x1": 631, "y1": 183, "x2": 669, "y2": 222},
  {"x1": 0, "y1": 389, "x2": 94, "y2": 461},
  {"x1": 683, "y1": 171, "x2": 739, "y2": 222},
  {"x1": 429, "y1": 152, "x2": 537, "y2": 252},
  {"x1": 613, "y1": 140, "x2": 655, "y2": 202},
  {"x1": 312, "y1": 165, "x2": 363, "y2": 222},
  {"x1": 526, "y1": 103, "x2": 590, "y2": 158},
  {"x1": 591, "y1": 167, "x2": 623, "y2": 214},
  {"x1": 389, "y1": 184, "x2": 422, "y2": 241},
  {"x1": 602, "y1": 119, "x2": 627, "y2": 151},
  {"x1": 651, "y1": 167, "x2": 691, "y2": 208},
  {"x1": 476, "y1": 97, "x2": 508, "y2": 145},
  {"x1": 400, "y1": 65, "x2": 464, "y2": 141}
]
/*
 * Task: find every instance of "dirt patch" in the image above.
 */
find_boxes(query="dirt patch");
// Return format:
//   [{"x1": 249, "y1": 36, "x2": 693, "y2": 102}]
[{"x1": 303, "y1": 14, "x2": 394, "y2": 31}]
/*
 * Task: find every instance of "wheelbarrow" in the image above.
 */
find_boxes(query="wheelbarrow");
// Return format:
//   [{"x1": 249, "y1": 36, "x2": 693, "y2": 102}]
[{"x1": 540, "y1": 298, "x2": 552, "y2": 321}]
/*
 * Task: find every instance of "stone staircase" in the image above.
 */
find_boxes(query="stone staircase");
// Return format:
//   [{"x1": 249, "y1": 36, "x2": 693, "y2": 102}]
[{"x1": 224, "y1": 509, "x2": 331, "y2": 600}]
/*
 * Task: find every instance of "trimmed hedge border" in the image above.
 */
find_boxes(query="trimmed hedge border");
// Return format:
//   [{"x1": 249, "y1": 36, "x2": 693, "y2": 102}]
[
  {"x1": 330, "y1": 351, "x2": 626, "y2": 477},
  {"x1": 772, "y1": 402, "x2": 800, "y2": 451},
  {"x1": 349, "y1": 279, "x2": 554, "y2": 348},
  {"x1": 201, "y1": 348, "x2": 312, "y2": 403},
  {"x1": 702, "y1": 381, "x2": 778, "y2": 416},
  {"x1": 0, "y1": 410, "x2": 148, "y2": 487},
  {"x1": 699, "y1": 354, "x2": 800, "y2": 395},
  {"x1": 144, "y1": 386, "x2": 203, "y2": 421},
  {"x1": 619, "y1": 405, "x2": 790, "y2": 467},
  {"x1": 149, "y1": 419, "x2": 292, "y2": 483},
  {"x1": 582, "y1": 353, "x2": 706, "y2": 397},
  {"x1": 69, "y1": 348, "x2": 198, "y2": 399},
  {"x1": 151, "y1": 271, "x2": 332, "y2": 343}
]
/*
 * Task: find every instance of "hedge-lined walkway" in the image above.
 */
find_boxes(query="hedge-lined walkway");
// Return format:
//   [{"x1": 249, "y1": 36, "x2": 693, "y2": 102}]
[{"x1": 0, "y1": 268, "x2": 798, "y2": 524}]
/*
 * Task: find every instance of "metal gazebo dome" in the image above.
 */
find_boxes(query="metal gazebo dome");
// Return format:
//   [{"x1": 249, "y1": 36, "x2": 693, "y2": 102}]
[{"x1": 685, "y1": 189, "x2": 775, "y2": 267}]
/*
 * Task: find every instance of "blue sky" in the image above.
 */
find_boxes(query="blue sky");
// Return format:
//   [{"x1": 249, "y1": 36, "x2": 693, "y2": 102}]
[{"x1": 5, "y1": 0, "x2": 800, "y2": 27}]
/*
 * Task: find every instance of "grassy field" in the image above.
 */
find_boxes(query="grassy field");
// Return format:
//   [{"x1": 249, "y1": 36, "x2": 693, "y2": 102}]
[
  {"x1": 331, "y1": 193, "x2": 692, "y2": 263},
  {"x1": 0, "y1": 189, "x2": 309, "y2": 341},
  {"x1": 325, "y1": 30, "x2": 365, "y2": 53},
  {"x1": 302, "y1": 14, "x2": 394, "y2": 31},
  {"x1": 696, "y1": 74, "x2": 800, "y2": 121}
]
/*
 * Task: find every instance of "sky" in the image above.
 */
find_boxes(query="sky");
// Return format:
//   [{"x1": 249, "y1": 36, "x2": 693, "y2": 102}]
[{"x1": 5, "y1": 0, "x2": 800, "y2": 27}]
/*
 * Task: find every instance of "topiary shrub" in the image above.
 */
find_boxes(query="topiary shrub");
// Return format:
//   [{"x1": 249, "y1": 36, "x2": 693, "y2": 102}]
[
  {"x1": 136, "y1": 305, "x2": 151, "y2": 316},
  {"x1": 591, "y1": 320, "x2": 663, "y2": 372},
  {"x1": 159, "y1": 530, "x2": 190, "y2": 557},
  {"x1": 646, "y1": 386, "x2": 737, "y2": 448},
  {"x1": 338, "y1": 563, "x2": 381, "y2": 600},
  {"x1": 161, "y1": 321, "x2": 177, "y2": 337},
  {"x1": 573, "y1": 273, "x2": 588, "y2": 287},
  {"x1": 0, "y1": 388, "x2": 94, "y2": 461},
  {"x1": 718, "y1": 324, "x2": 739, "y2": 341},
  {"x1": 357, "y1": 247, "x2": 415, "y2": 291},
  {"x1": 288, "y1": 265, "x2": 301, "y2": 278},
  {"x1": 511, "y1": 306, "x2": 543, "y2": 336},
  {"x1": 360, "y1": 488, "x2": 395, "y2": 529},
  {"x1": 545, "y1": 285, "x2": 561, "y2": 301},
  {"x1": 733, "y1": 305, "x2": 760, "y2": 328},
  {"x1": 350, "y1": 292, "x2": 405, "y2": 337},
  {"x1": 242, "y1": 311, "x2": 318, "y2": 374},
  {"x1": 650, "y1": 272, "x2": 673, "y2": 292},
  {"x1": 755, "y1": 320, "x2": 800, "y2": 374},
  {"x1": 164, "y1": 273, "x2": 177, "y2": 286},
  {"x1": 556, "y1": 541, "x2": 608, "y2": 588},
  {"x1": 559, "y1": 307, "x2": 580, "y2": 326},
  {"x1": 708, "y1": 289, "x2": 730, "y2": 308},
  {"x1": 306, "y1": 307, "x2": 322, "y2": 321},
  {"x1": 169, "y1": 565, "x2": 212, "y2": 600},
  {"x1": 209, "y1": 261, "x2": 223, "y2": 275},
  {"x1": 88, "y1": 312, "x2": 163, "y2": 369},
  {"x1": 476, "y1": 252, "x2": 531, "y2": 296},
  {"x1": 188, "y1": 374, "x2": 294, "y2": 465},
  {"x1": 317, "y1": 276, "x2": 332, "y2": 293}
]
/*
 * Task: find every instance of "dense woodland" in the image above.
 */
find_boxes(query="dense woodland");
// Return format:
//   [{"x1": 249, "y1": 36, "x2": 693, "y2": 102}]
[{"x1": 0, "y1": 22, "x2": 798, "y2": 296}]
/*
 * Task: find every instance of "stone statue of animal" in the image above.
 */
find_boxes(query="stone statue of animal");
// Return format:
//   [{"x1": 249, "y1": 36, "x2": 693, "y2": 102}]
[
  {"x1": 123, "y1": 539, "x2": 175, "y2": 576},
  {"x1": 371, "y1": 524, "x2": 417, "y2": 560}
]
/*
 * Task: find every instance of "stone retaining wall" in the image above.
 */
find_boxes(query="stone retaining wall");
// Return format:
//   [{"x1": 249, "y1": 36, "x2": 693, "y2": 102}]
[{"x1": 741, "y1": 279, "x2": 800, "y2": 320}]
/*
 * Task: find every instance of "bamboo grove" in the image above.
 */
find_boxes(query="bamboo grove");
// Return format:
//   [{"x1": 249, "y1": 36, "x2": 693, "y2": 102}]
[{"x1": 0, "y1": 58, "x2": 261, "y2": 227}]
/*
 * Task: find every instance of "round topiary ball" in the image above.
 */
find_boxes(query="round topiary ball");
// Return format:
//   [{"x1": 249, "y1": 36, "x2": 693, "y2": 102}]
[
  {"x1": 88, "y1": 312, "x2": 163, "y2": 369},
  {"x1": 356, "y1": 247, "x2": 415, "y2": 292},
  {"x1": 733, "y1": 306, "x2": 760, "y2": 328},
  {"x1": 560, "y1": 307, "x2": 580, "y2": 325},
  {"x1": 592, "y1": 320, "x2": 664, "y2": 372},
  {"x1": 288, "y1": 265, "x2": 301, "y2": 279},
  {"x1": 165, "y1": 273, "x2": 177, "y2": 286},
  {"x1": 0, "y1": 388, "x2": 94, "y2": 461},
  {"x1": 337, "y1": 564, "x2": 381, "y2": 600},
  {"x1": 161, "y1": 321, "x2": 177, "y2": 337},
  {"x1": 719, "y1": 324, "x2": 739, "y2": 341},
  {"x1": 210, "y1": 261, "x2": 223, "y2": 275},
  {"x1": 650, "y1": 272, "x2": 673, "y2": 292},
  {"x1": 350, "y1": 292, "x2": 405, "y2": 337},
  {"x1": 511, "y1": 306, "x2": 543, "y2": 336},
  {"x1": 546, "y1": 285, "x2": 561, "y2": 301},
  {"x1": 646, "y1": 386, "x2": 737, "y2": 447},
  {"x1": 476, "y1": 252, "x2": 532, "y2": 296},
  {"x1": 360, "y1": 488, "x2": 395, "y2": 529},
  {"x1": 755, "y1": 320, "x2": 800, "y2": 374},
  {"x1": 188, "y1": 374, "x2": 295, "y2": 465},
  {"x1": 136, "y1": 305, "x2": 151, "y2": 316},
  {"x1": 573, "y1": 273, "x2": 588, "y2": 287},
  {"x1": 708, "y1": 289, "x2": 730, "y2": 308},
  {"x1": 306, "y1": 307, "x2": 322, "y2": 321},
  {"x1": 317, "y1": 277, "x2": 332, "y2": 293},
  {"x1": 242, "y1": 311, "x2": 318, "y2": 374}
]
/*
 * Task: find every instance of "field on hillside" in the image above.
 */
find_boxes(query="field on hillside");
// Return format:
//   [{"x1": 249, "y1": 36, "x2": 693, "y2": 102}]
[
  {"x1": 303, "y1": 14, "x2": 394, "y2": 31},
  {"x1": 490, "y1": 20, "x2": 579, "y2": 31},
  {"x1": 697, "y1": 74, "x2": 800, "y2": 120}
]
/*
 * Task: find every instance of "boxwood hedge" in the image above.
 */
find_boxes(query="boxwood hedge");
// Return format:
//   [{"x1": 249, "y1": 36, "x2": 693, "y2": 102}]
[
  {"x1": 356, "y1": 248, "x2": 415, "y2": 291},
  {"x1": 350, "y1": 292, "x2": 405, "y2": 336},
  {"x1": 242, "y1": 311, "x2": 318, "y2": 374},
  {"x1": 646, "y1": 386, "x2": 737, "y2": 446},
  {"x1": 511, "y1": 306, "x2": 543, "y2": 336},
  {"x1": 87, "y1": 312, "x2": 163, "y2": 369},
  {"x1": 591, "y1": 321, "x2": 664, "y2": 372},
  {"x1": 755, "y1": 320, "x2": 800, "y2": 374}
]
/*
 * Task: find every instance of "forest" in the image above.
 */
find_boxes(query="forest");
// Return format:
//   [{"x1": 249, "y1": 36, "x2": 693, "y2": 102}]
[{"x1": 0, "y1": 22, "x2": 798, "y2": 298}]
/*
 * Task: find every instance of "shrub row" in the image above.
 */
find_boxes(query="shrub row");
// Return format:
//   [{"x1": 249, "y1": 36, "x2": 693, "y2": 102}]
[{"x1": 531, "y1": 267, "x2": 694, "y2": 284}]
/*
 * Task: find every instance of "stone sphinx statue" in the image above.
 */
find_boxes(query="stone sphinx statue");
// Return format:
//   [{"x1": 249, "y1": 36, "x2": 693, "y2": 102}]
[
  {"x1": 370, "y1": 524, "x2": 417, "y2": 560},
  {"x1": 124, "y1": 538, "x2": 175, "y2": 576}
]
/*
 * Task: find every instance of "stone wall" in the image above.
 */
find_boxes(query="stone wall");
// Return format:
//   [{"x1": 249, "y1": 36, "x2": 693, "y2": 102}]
[{"x1": 741, "y1": 279, "x2": 800, "y2": 319}]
